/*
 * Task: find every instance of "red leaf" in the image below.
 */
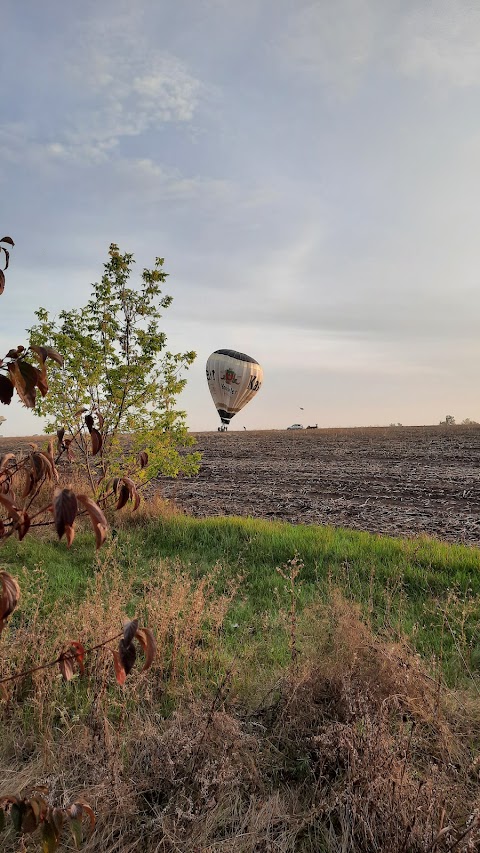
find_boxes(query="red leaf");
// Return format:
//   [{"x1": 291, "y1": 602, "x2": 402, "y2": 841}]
[
  {"x1": 0, "y1": 237, "x2": 14, "y2": 246},
  {"x1": 112, "y1": 649, "x2": 127, "y2": 685},
  {"x1": 70, "y1": 641, "x2": 86, "y2": 675},
  {"x1": 0, "y1": 269, "x2": 4, "y2": 296}
]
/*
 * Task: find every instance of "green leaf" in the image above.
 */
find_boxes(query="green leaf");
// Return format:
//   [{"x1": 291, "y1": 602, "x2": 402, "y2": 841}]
[
  {"x1": 10, "y1": 802, "x2": 24, "y2": 833},
  {"x1": 42, "y1": 818, "x2": 60, "y2": 852},
  {"x1": 69, "y1": 816, "x2": 83, "y2": 848}
]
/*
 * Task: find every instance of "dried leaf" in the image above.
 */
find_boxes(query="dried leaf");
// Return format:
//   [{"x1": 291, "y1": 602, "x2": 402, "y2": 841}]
[
  {"x1": 1, "y1": 248, "x2": 9, "y2": 270},
  {"x1": 76, "y1": 494, "x2": 107, "y2": 549},
  {"x1": 58, "y1": 641, "x2": 86, "y2": 680},
  {"x1": 0, "y1": 269, "x2": 4, "y2": 296},
  {"x1": 0, "y1": 236, "x2": 14, "y2": 246},
  {"x1": 84, "y1": 414, "x2": 94, "y2": 432},
  {"x1": 30, "y1": 345, "x2": 48, "y2": 364},
  {"x1": 7, "y1": 360, "x2": 39, "y2": 408},
  {"x1": 65, "y1": 524, "x2": 75, "y2": 547},
  {"x1": 115, "y1": 476, "x2": 140, "y2": 511},
  {"x1": 10, "y1": 801, "x2": 24, "y2": 833},
  {"x1": 21, "y1": 802, "x2": 40, "y2": 834},
  {"x1": 58, "y1": 652, "x2": 75, "y2": 681},
  {"x1": 39, "y1": 450, "x2": 58, "y2": 482},
  {"x1": 0, "y1": 571, "x2": 20, "y2": 633},
  {"x1": 71, "y1": 801, "x2": 95, "y2": 832},
  {"x1": 36, "y1": 363, "x2": 48, "y2": 397},
  {"x1": 56, "y1": 428, "x2": 65, "y2": 448},
  {"x1": 51, "y1": 808, "x2": 64, "y2": 836},
  {"x1": 70, "y1": 641, "x2": 86, "y2": 675},
  {"x1": 0, "y1": 492, "x2": 21, "y2": 521},
  {"x1": 53, "y1": 488, "x2": 78, "y2": 543},
  {"x1": 31, "y1": 345, "x2": 63, "y2": 367},
  {"x1": 0, "y1": 452, "x2": 15, "y2": 472},
  {"x1": 64, "y1": 438, "x2": 75, "y2": 461},
  {"x1": 16, "y1": 511, "x2": 31, "y2": 541},
  {"x1": 23, "y1": 473, "x2": 35, "y2": 499},
  {"x1": 90, "y1": 428, "x2": 102, "y2": 456},
  {"x1": 0, "y1": 374, "x2": 14, "y2": 404},
  {"x1": 138, "y1": 451, "x2": 149, "y2": 469},
  {"x1": 116, "y1": 483, "x2": 129, "y2": 510},
  {"x1": 119, "y1": 639, "x2": 136, "y2": 675},
  {"x1": 43, "y1": 346, "x2": 63, "y2": 366},
  {"x1": 135, "y1": 627, "x2": 157, "y2": 672}
]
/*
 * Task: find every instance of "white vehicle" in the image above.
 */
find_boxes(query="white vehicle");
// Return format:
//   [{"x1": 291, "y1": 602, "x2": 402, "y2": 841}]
[{"x1": 287, "y1": 423, "x2": 304, "y2": 430}]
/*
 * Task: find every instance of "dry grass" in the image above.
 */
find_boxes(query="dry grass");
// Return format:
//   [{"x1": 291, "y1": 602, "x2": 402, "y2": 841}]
[{"x1": 2, "y1": 564, "x2": 480, "y2": 852}]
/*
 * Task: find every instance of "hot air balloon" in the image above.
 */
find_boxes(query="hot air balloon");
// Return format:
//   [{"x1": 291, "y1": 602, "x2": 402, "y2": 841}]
[{"x1": 206, "y1": 349, "x2": 263, "y2": 430}]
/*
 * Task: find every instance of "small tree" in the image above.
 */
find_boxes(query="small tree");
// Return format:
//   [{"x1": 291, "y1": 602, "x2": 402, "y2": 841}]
[{"x1": 29, "y1": 244, "x2": 200, "y2": 497}]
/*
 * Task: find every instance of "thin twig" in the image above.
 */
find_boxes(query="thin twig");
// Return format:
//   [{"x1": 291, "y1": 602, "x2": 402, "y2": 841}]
[{"x1": 0, "y1": 631, "x2": 123, "y2": 685}]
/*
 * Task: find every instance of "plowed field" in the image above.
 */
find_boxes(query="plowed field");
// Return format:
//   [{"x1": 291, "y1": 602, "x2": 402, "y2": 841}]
[
  {"x1": 3, "y1": 426, "x2": 480, "y2": 544},
  {"x1": 159, "y1": 426, "x2": 480, "y2": 545}
]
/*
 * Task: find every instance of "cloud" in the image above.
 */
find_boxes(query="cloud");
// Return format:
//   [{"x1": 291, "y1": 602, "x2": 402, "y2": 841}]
[
  {"x1": 398, "y1": 2, "x2": 480, "y2": 87},
  {"x1": 278, "y1": 0, "x2": 381, "y2": 93},
  {"x1": 62, "y1": 8, "x2": 204, "y2": 157},
  {"x1": 277, "y1": 0, "x2": 480, "y2": 93},
  {"x1": 0, "y1": 4, "x2": 205, "y2": 171}
]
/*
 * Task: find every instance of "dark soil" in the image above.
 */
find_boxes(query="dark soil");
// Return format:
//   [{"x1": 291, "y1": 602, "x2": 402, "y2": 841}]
[{"x1": 158, "y1": 426, "x2": 480, "y2": 545}]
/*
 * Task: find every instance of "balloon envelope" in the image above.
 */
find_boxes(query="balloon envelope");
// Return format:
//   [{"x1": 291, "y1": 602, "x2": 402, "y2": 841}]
[{"x1": 206, "y1": 349, "x2": 263, "y2": 426}]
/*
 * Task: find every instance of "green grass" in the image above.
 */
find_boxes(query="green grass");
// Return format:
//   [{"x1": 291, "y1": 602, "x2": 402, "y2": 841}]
[{"x1": 3, "y1": 514, "x2": 480, "y2": 686}]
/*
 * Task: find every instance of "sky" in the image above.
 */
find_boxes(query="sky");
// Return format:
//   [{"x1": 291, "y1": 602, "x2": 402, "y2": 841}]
[{"x1": 2, "y1": 0, "x2": 480, "y2": 434}]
